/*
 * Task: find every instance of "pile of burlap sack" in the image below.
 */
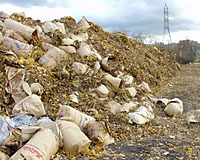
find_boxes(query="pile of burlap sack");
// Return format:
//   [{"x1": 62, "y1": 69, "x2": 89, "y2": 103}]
[{"x1": 0, "y1": 11, "x2": 199, "y2": 160}]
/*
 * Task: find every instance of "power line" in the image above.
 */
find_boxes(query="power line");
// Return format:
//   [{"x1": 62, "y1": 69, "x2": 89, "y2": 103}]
[{"x1": 163, "y1": 3, "x2": 172, "y2": 44}]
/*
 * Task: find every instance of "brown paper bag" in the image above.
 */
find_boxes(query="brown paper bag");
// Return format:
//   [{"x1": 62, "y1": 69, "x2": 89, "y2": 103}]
[
  {"x1": 39, "y1": 47, "x2": 67, "y2": 70},
  {"x1": 0, "y1": 151, "x2": 9, "y2": 160},
  {"x1": 56, "y1": 120, "x2": 91, "y2": 154},
  {"x1": 87, "y1": 121, "x2": 114, "y2": 145},
  {"x1": 57, "y1": 105, "x2": 95, "y2": 132},
  {"x1": 12, "y1": 94, "x2": 46, "y2": 118},
  {"x1": 2, "y1": 36, "x2": 32, "y2": 58},
  {"x1": 10, "y1": 129, "x2": 59, "y2": 160},
  {"x1": 3, "y1": 19, "x2": 34, "y2": 41}
]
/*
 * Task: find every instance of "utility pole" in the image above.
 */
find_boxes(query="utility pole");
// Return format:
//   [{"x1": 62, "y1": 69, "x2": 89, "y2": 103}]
[{"x1": 163, "y1": 3, "x2": 172, "y2": 44}]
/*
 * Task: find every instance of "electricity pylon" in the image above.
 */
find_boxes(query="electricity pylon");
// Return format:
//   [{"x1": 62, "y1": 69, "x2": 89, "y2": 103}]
[{"x1": 163, "y1": 3, "x2": 172, "y2": 44}]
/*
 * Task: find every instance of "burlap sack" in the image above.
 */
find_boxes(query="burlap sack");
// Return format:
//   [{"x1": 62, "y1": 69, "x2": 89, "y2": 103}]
[
  {"x1": 2, "y1": 36, "x2": 32, "y2": 58},
  {"x1": 57, "y1": 105, "x2": 95, "y2": 132},
  {"x1": 12, "y1": 94, "x2": 46, "y2": 118},
  {"x1": 87, "y1": 121, "x2": 114, "y2": 145},
  {"x1": 56, "y1": 120, "x2": 91, "y2": 154},
  {"x1": 10, "y1": 129, "x2": 59, "y2": 160},
  {"x1": 3, "y1": 19, "x2": 34, "y2": 41}
]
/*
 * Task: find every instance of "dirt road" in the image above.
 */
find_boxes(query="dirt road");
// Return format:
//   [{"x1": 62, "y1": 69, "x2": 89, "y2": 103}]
[{"x1": 101, "y1": 63, "x2": 200, "y2": 160}]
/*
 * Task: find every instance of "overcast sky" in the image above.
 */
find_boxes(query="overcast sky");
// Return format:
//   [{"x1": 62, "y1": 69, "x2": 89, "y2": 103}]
[{"x1": 0, "y1": 0, "x2": 200, "y2": 43}]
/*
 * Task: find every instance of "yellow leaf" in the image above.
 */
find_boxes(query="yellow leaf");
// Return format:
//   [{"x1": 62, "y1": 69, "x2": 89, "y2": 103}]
[{"x1": 187, "y1": 147, "x2": 192, "y2": 153}]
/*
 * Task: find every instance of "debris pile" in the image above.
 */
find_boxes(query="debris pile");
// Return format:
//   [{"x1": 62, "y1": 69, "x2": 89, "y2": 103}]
[{"x1": 0, "y1": 11, "x2": 182, "y2": 159}]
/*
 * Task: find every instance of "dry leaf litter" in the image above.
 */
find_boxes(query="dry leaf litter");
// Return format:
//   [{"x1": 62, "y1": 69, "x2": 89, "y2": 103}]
[{"x1": 0, "y1": 11, "x2": 198, "y2": 160}]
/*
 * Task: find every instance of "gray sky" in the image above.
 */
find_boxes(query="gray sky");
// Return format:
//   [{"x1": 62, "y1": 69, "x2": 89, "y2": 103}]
[{"x1": 0, "y1": 0, "x2": 200, "y2": 43}]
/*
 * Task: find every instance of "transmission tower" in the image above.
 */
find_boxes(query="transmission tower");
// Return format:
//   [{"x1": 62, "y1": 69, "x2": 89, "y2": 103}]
[{"x1": 163, "y1": 3, "x2": 172, "y2": 44}]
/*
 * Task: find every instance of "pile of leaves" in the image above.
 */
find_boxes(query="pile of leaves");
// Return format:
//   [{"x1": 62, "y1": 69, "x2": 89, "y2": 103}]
[{"x1": 0, "y1": 12, "x2": 180, "y2": 159}]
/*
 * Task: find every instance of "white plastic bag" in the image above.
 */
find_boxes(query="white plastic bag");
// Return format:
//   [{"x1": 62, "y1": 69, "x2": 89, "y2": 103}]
[
  {"x1": 10, "y1": 129, "x2": 59, "y2": 160},
  {"x1": 6, "y1": 115, "x2": 37, "y2": 128},
  {"x1": 128, "y1": 105, "x2": 154, "y2": 124},
  {"x1": 54, "y1": 22, "x2": 66, "y2": 35},
  {"x1": 5, "y1": 66, "x2": 25, "y2": 94},
  {"x1": 4, "y1": 29, "x2": 26, "y2": 42},
  {"x1": 12, "y1": 94, "x2": 46, "y2": 118},
  {"x1": 0, "y1": 116, "x2": 9, "y2": 144},
  {"x1": 122, "y1": 75, "x2": 133, "y2": 86},
  {"x1": 57, "y1": 105, "x2": 95, "y2": 132},
  {"x1": 56, "y1": 120, "x2": 91, "y2": 154}
]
